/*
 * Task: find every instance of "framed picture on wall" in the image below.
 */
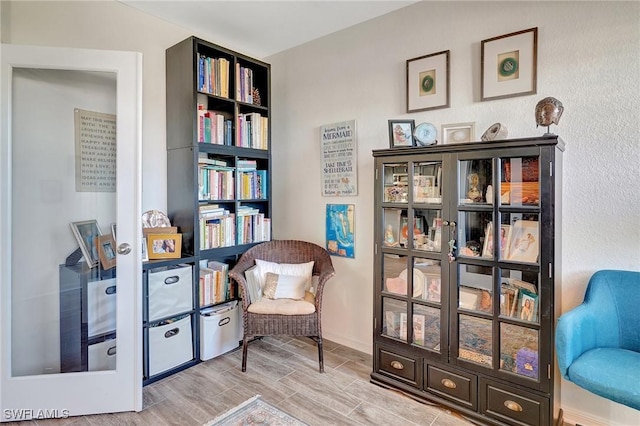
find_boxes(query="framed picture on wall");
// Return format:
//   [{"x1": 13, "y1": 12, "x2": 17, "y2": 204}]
[
  {"x1": 481, "y1": 27, "x2": 538, "y2": 101},
  {"x1": 406, "y1": 50, "x2": 450, "y2": 112}
]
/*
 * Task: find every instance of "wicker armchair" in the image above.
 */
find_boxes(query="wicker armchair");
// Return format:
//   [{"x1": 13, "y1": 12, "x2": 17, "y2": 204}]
[{"x1": 228, "y1": 240, "x2": 336, "y2": 372}]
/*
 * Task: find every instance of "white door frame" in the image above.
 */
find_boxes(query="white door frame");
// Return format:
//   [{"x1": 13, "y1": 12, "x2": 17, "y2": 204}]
[{"x1": 0, "y1": 44, "x2": 142, "y2": 420}]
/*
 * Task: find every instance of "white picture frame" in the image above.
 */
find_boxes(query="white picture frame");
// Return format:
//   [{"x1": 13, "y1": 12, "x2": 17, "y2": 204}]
[{"x1": 442, "y1": 122, "x2": 476, "y2": 144}]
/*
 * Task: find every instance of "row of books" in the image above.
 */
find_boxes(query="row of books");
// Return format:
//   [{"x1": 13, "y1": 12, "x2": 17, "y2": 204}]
[
  {"x1": 198, "y1": 165, "x2": 235, "y2": 201},
  {"x1": 197, "y1": 104, "x2": 233, "y2": 145},
  {"x1": 199, "y1": 207, "x2": 235, "y2": 250},
  {"x1": 237, "y1": 169, "x2": 268, "y2": 200},
  {"x1": 199, "y1": 260, "x2": 233, "y2": 307},
  {"x1": 236, "y1": 64, "x2": 255, "y2": 104},
  {"x1": 198, "y1": 54, "x2": 230, "y2": 98},
  {"x1": 237, "y1": 112, "x2": 268, "y2": 149},
  {"x1": 237, "y1": 206, "x2": 271, "y2": 245}
]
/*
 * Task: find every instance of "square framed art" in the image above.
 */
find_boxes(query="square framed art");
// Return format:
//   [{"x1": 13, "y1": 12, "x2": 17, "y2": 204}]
[
  {"x1": 441, "y1": 122, "x2": 476, "y2": 144},
  {"x1": 388, "y1": 119, "x2": 415, "y2": 148},
  {"x1": 406, "y1": 50, "x2": 450, "y2": 113},
  {"x1": 481, "y1": 27, "x2": 537, "y2": 101}
]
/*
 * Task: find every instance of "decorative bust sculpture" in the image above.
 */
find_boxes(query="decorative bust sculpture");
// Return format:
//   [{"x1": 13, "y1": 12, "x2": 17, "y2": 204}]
[{"x1": 535, "y1": 97, "x2": 564, "y2": 134}]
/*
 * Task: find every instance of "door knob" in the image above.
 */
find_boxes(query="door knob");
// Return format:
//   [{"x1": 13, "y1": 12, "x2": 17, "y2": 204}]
[{"x1": 117, "y1": 243, "x2": 131, "y2": 255}]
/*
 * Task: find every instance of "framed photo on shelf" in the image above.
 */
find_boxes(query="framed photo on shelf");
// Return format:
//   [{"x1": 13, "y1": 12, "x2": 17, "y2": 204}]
[
  {"x1": 388, "y1": 119, "x2": 415, "y2": 148},
  {"x1": 406, "y1": 50, "x2": 450, "y2": 113},
  {"x1": 110, "y1": 223, "x2": 117, "y2": 242},
  {"x1": 481, "y1": 27, "x2": 538, "y2": 101},
  {"x1": 413, "y1": 175, "x2": 436, "y2": 202},
  {"x1": 141, "y1": 236, "x2": 149, "y2": 262},
  {"x1": 425, "y1": 274, "x2": 441, "y2": 303},
  {"x1": 517, "y1": 290, "x2": 538, "y2": 322},
  {"x1": 506, "y1": 220, "x2": 539, "y2": 263},
  {"x1": 481, "y1": 221, "x2": 494, "y2": 258},
  {"x1": 499, "y1": 224, "x2": 511, "y2": 259},
  {"x1": 459, "y1": 286, "x2": 482, "y2": 310},
  {"x1": 70, "y1": 220, "x2": 102, "y2": 268},
  {"x1": 147, "y1": 233, "x2": 182, "y2": 259},
  {"x1": 442, "y1": 122, "x2": 476, "y2": 144},
  {"x1": 96, "y1": 234, "x2": 116, "y2": 270}
]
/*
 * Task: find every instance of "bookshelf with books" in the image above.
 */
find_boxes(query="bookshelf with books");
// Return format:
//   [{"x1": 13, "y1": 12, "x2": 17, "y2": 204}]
[
  {"x1": 372, "y1": 136, "x2": 564, "y2": 426},
  {"x1": 164, "y1": 36, "x2": 271, "y2": 379}
]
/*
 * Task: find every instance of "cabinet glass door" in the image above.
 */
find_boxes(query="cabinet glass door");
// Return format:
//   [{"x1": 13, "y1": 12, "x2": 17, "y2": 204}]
[{"x1": 1, "y1": 44, "x2": 142, "y2": 419}]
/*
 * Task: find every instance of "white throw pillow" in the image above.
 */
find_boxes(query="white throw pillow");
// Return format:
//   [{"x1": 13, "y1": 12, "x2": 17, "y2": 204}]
[
  {"x1": 244, "y1": 265, "x2": 262, "y2": 302},
  {"x1": 255, "y1": 259, "x2": 315, "y2": 292},
  {"x1": 262, "y1": 272, "x2": 307, "y2": 300}
]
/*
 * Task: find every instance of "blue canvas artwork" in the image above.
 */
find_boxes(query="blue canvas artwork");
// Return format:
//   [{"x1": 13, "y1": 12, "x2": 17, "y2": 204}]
[{"x1": 326, "y1": 204, "x2": 355, "y2": 258}]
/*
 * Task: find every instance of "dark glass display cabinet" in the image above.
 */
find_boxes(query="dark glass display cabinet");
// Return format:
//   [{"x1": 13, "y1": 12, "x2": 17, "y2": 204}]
[{"x1": 371, "y1": 136, "x2": 564, "y2": 426}]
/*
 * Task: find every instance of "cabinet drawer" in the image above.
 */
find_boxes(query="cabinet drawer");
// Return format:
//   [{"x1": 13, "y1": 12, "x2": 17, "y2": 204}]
[
  {"x1": 426, "y1": 364, "x2": 477, "y2": 410},
  {"x1": 148, "y1": 265, "x2": 193, "y2": 321},
  {"x1": 378, "y1": 348, "x2": 418, "y2": 385},
  {"x1": 87, "y1": 278, "x2": 117, "y2": 338},
  {"x1": 88, "y1": 338, "x2": 117, "y2": 372},
  {"x1": 149, "y1": 315, "x2": 193, "y2": 376},
  {"x1": 481, "y1": 379, "x2": 549, "y2": 426}
]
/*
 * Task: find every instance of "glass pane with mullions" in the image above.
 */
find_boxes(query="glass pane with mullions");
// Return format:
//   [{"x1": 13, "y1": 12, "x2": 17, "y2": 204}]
[
  {"x1": 413, "y1": 258, "x2": 441, "y2": 302},
  {"x1": 458, "y1": 314, "x2": 492, "y2": 367},
  {"x1": 458, "y1": 265, "x2": 493, "y2": 313},
  {"x1": 413, "y1": 208, "x2": 443, "y2": 252},
  {"x1": 501, "y1": 213, "x2": 540, "y2": 264},
  {"x1": 382, "y1": 298, "x2": 407, "y2": 342},
  {"x1": 383, "y1": 254, "x2": 408, "y2": 296},
  {"x1": 459, "y1": 158, "x2": 493, "y2": 205},
  {"x1": 499, "y1": 269, "x2": 540, "y2": 322},
  {"x1": 383, "y1": 163, "x2": 409, "y2": 203},
  {"x1": 413, "y1": 305, "x2": 440, "y2": 352},
  {"x1": 457, "y1": 211, "x2": 493, "y2": 258},
  {"x1": 413, "y1": 161, "x2": 442, "y2": 203},
  {"x1": 500, "y1": 323, "x2": 539, "y2": 380},
  {"x1": 500, "y1": 156, "x2": 540, "y2": 207}
]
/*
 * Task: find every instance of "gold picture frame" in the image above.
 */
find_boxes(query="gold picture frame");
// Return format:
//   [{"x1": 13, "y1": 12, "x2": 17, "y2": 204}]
[
  {"x1": 147, "y1": 233, "x2": 182, "y2": 259},
  {"x1": 96, "y1": 234, "x2": 117, "y2": 270},
  {"x1": 406, "y1": 50, "x2": 450, "y2": 113},
  {"x1": 481, "y1": 27, "x2": 538, "y2": 101}
]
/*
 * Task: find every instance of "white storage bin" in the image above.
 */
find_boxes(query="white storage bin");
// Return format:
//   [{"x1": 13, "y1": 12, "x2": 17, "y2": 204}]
[
  {"x1": 88, "y1": 338, "x2": 117, "y2": 371},
  {"x1": 149, "y1": 315, "x2": 193, "y2": 376},
  {"x1": 200, "y1": 301, "x2": 242, "y2": 361},
  {"x1": 148, "y1": 265, "x2": 193, "y2": 321},
  {"x1": 87, "y1": 278, "x2": 117, "y2": 338}
]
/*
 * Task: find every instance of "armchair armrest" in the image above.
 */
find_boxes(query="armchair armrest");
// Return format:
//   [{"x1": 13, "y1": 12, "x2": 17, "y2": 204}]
[
  {"x1": 556, "y1": 303, "x2": 600, "y2": 379},
  {"x1": 229, "y1": 257, "x2": 256, "y2": 310}
]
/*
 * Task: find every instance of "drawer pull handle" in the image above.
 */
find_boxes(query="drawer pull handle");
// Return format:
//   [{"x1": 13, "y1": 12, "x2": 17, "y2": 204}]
[
  {"x1": 164, "y1": 328, "x2": 180, "y2": 338},
  {"x1": 390, "y1": 360, "x2": 404, "y2": 370},
  {"x1": 105, "y1": 285, "x2": 116, "y2": 295},
  {"x1": 164, "y1": 276, "x2": 180, "y2": 285},
  {"x1": 504, "y1": 400, "x2": 523, "y2": 412},
  {"x1": 441, "y1": 379, "x2": 457, "y2": 389},
  {"x1": 107, "y1": 346, "x2": 117, "y2": 356}
]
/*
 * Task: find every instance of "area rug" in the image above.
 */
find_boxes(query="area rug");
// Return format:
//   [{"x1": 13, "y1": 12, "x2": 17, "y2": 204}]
[{"x1": 203, "y1": 395, "x2": 308, "y2": 426}]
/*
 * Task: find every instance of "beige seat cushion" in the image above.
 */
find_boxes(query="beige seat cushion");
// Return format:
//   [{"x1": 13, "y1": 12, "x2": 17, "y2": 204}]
[{"x1": 247, "y1": 291, "x2": 316, "y2": 315}]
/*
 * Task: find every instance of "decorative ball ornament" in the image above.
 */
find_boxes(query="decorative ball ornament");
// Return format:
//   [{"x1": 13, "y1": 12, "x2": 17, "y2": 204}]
[
  {"x1": 535, "y1": 97, "x2": 564, "y2": 134},
  {"x1": 481, "y1": 123, "x2": 508, "y2": 141}
]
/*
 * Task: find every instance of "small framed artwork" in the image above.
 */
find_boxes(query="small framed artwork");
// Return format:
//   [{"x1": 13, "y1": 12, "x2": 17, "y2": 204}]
[
  {"x1": 518, "y1": 290, "x2": 538, "y2": 322},
  {"x1": 147, "y1": 233, "x2": 182, "y2": 259},
  {"x1": 388, "y1": 120, "x2": 415, "y2": 148},
  {"x1": 425, "y1": 275, "x2": 441, "y2": 303},
  {"x1": 406, "y1": 50, "x2": 450, "y2": 113},
  {"x1": 481, "y1": 27, "x2": 538, "y2": 101},
  {"x1": 481, "y1": 221, "x2": 494, "y2": 258},
  {"x1": 459, "y1": 286, "x2": 482, "y2": 310},
  {"x1": 507, "y1": 219, "x2": 539, "y2": 263},
  {"x1": 141, "y1": 236, "x2": 149, "y2": 262},
  {"x1": 442, "y1": 122, "x2": 476, "y2": 144},
  {"x1": 70, "y1": 220, "x2": 102, "y2": 268},
  {"x1": 325, "y1": 204, "x2": 355, "y2": 258},
  {"x1": 96, "y1": 234, "x2": 117, "y2": 270}
]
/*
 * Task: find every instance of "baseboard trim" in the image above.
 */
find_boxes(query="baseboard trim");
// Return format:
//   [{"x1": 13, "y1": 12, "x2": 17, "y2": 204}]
[
  {"x1": 323, "y1": 331, "x2": 371, "y2": 355},
  {"x1": 561, "y1": 407, "x2": 609, "y2": 426}
]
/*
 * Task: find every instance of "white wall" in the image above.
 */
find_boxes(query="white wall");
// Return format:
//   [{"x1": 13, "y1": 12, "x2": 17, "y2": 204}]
[
  {"x1": 2, "y1": 1, "x2": 639, "y2": 424},
  {"x1": 267, "y1": 2, "x2": 640, "y2": 425}
]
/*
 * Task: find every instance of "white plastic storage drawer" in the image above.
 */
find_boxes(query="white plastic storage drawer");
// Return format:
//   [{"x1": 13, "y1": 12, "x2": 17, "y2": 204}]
[
  {"x1": 88, "y1": 338, "x2": 117, "y2": 372},
  {"x1": 148, "y1": 265, "x2": 193, "y2": 321},
  {"x1": 148, "y1": 315, "x2": 193, "y2": 376},
  {"x1": 87, "y1": 278, "x2": 117, "y2": 338},
  {"x1": 200, "y1": 301, "x2": 242, "y2": 361}
]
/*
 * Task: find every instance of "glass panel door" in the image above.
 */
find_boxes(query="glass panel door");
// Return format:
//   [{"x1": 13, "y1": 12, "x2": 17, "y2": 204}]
[{"x1": 1, "y1": 44, "x2": 142, "y2": 419}]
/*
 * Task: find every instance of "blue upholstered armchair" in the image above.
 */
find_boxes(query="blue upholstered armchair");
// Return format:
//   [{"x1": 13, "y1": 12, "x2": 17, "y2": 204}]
[{"x1": 555, "y1": 270, "x2": 640, "y2": 410}]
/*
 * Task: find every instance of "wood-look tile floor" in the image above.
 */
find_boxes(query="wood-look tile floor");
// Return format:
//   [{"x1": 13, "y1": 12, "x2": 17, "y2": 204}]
[{"x1": 19, "y1": 337, "x2": 473, "y2": 426}]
